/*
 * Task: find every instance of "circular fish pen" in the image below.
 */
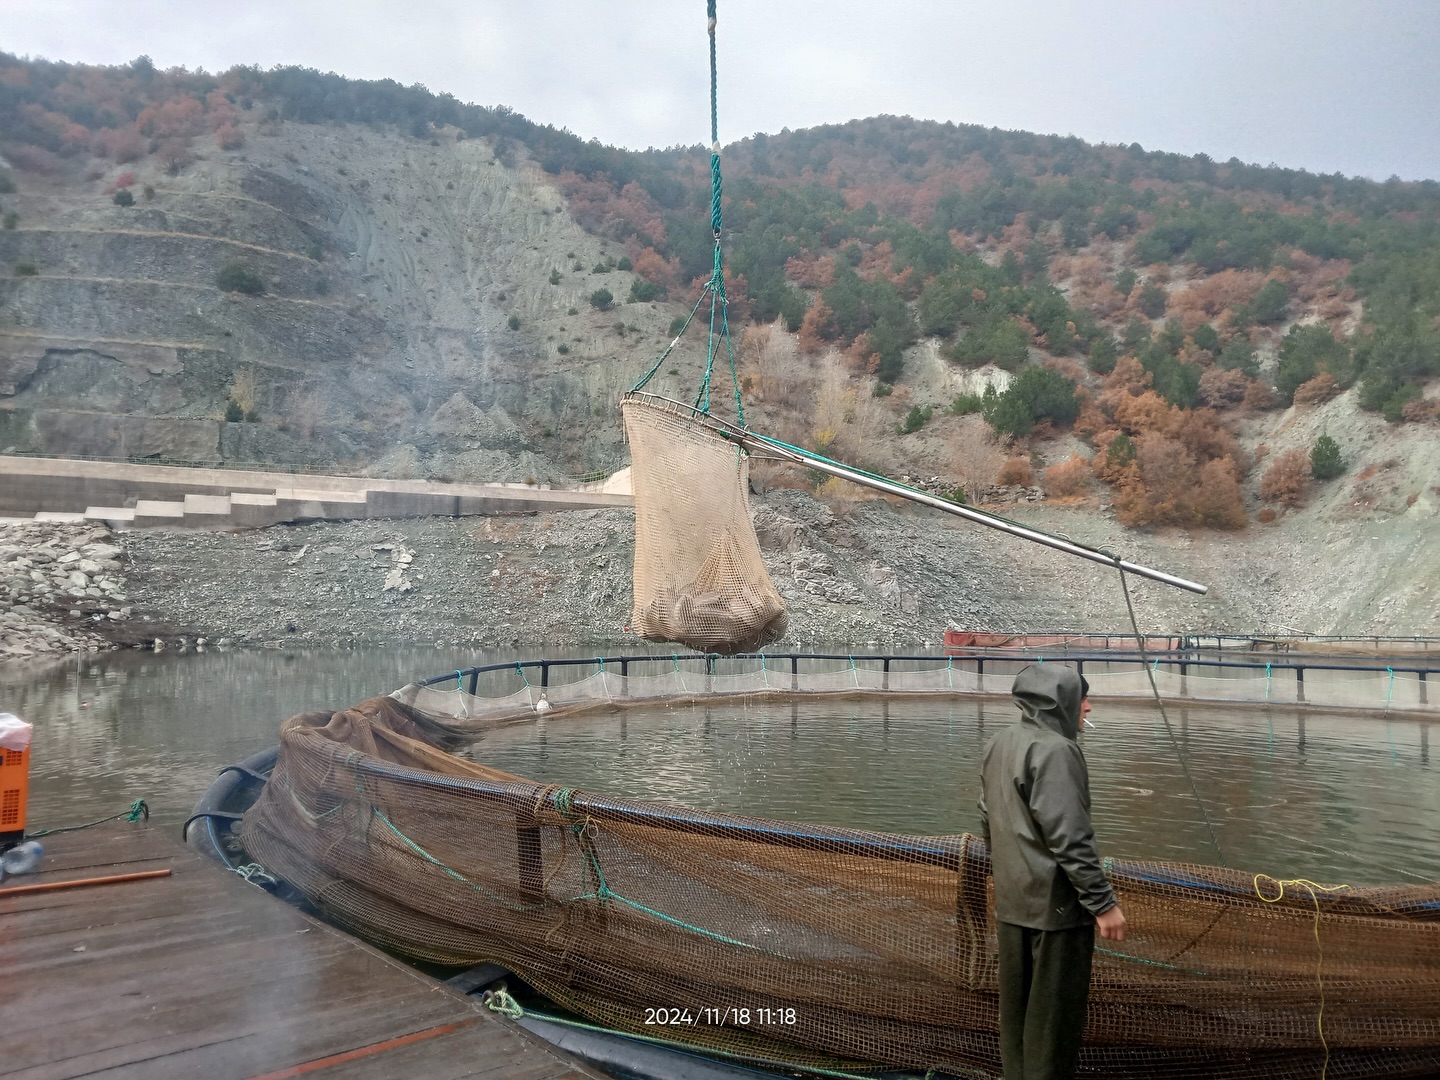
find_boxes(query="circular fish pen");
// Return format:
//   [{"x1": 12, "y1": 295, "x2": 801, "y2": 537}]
[{"x1": 193, "y1": 651, "x2": 1440, "y2": 1080}]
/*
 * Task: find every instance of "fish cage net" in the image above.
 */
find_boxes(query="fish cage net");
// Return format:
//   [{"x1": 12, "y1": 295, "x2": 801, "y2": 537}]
[
  {"x1": 239, "y1": 684, "x2": 1440, "y2": 1080},
  {"x1": 621, "y1": 395, "x2": 787, "y2": 655}
]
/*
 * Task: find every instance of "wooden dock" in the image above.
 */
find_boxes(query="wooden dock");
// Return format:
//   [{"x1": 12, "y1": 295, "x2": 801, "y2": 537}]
[{"x1": 0, "y1": 821, "x2": 606, "y2": 1080}]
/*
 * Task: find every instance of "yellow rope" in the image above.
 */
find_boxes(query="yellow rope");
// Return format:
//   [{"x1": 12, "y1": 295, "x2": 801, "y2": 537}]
[{"x1": 1252, "y1": 874, "x2": 1353, "y2": 1080}]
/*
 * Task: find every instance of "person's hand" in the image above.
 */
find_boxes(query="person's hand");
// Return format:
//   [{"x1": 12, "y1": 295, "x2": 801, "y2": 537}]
[{"x1": 1096, "y1": 904, "x2": 1126, "y2": 941}]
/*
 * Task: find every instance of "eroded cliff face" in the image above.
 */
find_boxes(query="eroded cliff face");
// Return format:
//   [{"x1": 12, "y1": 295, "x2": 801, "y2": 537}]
[{"x1": 0, "y1": 120, "x2": 707, "y2": 479}]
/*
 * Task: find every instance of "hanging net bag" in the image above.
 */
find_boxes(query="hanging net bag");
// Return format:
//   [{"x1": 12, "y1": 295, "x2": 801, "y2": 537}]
[
  {"x1": 622, "y1": 394, "x2": 786, "y2": 653},
  {"x1": 619, "y1": 0, "x2": 786, "y2": 654}
]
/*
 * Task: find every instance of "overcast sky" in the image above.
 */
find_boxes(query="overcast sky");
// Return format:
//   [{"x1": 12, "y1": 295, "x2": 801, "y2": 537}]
[{"x1": 8, "y1": 0, "x2": 1440, "y2": 181}]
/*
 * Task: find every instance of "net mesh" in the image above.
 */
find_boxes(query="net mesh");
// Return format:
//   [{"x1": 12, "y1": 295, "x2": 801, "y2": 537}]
[
  {"x1": 622, "y1": 395, "x2": 787, "y2": 654},
  {"x1": 240, "y1": 686, "x2": 1440, "y2": 1080}
]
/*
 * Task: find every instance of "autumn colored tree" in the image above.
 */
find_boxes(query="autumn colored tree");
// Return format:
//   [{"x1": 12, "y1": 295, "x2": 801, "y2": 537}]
[
  {"x1": 92, "y1": 126, "x2": 145, "y2": 162},
  {"x1": 1259, "y1": 448, "x2": 1310, "y2": 507},
  {"x1": 1191, "y1": 458, "x2": 1248, "y2": 528},
  {"x1": 797, "y1": 299, "x2": 838, "y2": 354},
  {"x1": 1043, "y1": 453, "x2": 1092, "y2": 497},
  {"x1": 215, "y1": 123, "x2": 245, "y2": 150},
  {"x1": 1292, "y1": 372, "x2": 1340, "y2": 407},
  {"x1": 1085, "y1": 358, "x2": 1247, "y2": 527},
  {"x1": 1197, "y1": 367, "x2": 1248, "y2": 409}
]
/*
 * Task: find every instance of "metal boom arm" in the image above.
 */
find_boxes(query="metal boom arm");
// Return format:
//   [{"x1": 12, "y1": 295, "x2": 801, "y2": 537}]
[{"x1": 721, "y1": 425, "x2": 1209, "y2": 596}]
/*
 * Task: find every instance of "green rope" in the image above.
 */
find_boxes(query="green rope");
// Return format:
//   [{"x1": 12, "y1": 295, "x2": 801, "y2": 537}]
[
  {"x1": 629, "y1": 0, "x2": 743, "y2": 425},
  {"x1": 554, "y1": 788, "x2": 762, "y2": 951},
  {"x1": 629, "y1": 286, "x2": 708, "y2": 392},
  {"x1": 1095, "y1": 944, "x2": 1210, "y2": 977},
  {"x1": 28, "y1": 798, "x2": 149, "y2": 837},
  {"x1": 373, "y1": 808, "x2": 539, "y2": 913}
]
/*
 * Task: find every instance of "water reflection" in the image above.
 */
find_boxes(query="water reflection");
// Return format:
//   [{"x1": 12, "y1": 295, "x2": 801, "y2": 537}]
[
  {"x1": 1, "y1": 650, "x2": 1436, "y2": 889},
  {"x1": 470, "y1": 697, "x2": 1440, "y2": 887},
  {"x1": 0, "y1": 645, "x2": 660, "y2": 830}
]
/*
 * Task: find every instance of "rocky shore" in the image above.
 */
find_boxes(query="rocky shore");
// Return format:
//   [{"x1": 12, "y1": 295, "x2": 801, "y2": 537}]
[
  {"x1": 2, "y1": 482, "x2": 1434, "y2": 665},
  {"x1": 0, "y1": 522, "x2": 137, "y2": 662}
]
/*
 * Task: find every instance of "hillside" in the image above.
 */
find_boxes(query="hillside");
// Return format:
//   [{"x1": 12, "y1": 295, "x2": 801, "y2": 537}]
[{"x1": 0, "y1": 55, "x2": 1437, "y2": 638}]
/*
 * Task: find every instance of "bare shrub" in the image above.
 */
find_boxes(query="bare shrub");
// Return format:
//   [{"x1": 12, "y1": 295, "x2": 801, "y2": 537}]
[
  {"x1": 813, "y1": 475, "x2": 865, "y2": 513},
  {"x1": 227, "y1": 367, "x2": 259, "y2": 417},
  {"x1": 1400, "y1": 397, "x2": 1440, "y2": 423},
  {"x1": 948, "y1": 421, "x2": 1003, "y2": 502},
  {"x1": 215, "y1": 123, "x2": 245, "y2": 151},
  {"x1": 997, "y1": 457, "x2": 1032, "y2": 486},
  {"x1": 156, "y1": 136, "x2": 194, "y2": 175},
  {"x1": 740, "y1": 321, "x2": 809, "y2": 411},
  {"x1": 288, "y1": 388, "x2": 328, "y2": 440}
]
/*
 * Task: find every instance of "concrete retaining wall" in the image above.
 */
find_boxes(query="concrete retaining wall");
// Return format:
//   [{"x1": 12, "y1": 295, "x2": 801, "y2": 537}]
[{"x1": 0, "y1": 455, "x2": 632, "y2": 529}]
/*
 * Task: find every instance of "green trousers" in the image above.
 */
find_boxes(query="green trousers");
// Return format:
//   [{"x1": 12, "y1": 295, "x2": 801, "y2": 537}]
[{"x1": 997, "y1": 921, "x2": 1094, "y2": 1080}]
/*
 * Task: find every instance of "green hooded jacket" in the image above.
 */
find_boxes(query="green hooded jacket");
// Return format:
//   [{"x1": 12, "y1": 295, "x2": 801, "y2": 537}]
[{"x1": 978, "y1": 663, "x2": 1117, "y2": 930}]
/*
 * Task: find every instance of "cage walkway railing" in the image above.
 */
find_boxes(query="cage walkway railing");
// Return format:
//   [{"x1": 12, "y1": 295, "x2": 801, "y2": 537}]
[
  {"x1": 411, "y1": 651, "x2": 1438, "y2": 712},
  {"x1": 941, "y1": 630, "x2": 1440, "y2": 654}
]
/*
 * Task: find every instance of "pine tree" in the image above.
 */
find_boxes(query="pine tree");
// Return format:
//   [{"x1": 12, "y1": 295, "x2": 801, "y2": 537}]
[{"x1": 1310, "y1": 434, "x2": 1346, "y2": 480}]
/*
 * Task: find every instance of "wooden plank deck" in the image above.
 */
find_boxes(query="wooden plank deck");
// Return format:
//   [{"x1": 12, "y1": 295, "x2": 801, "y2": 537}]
[{"x1": 0, "y1": 822, "x2": 607, "y2": 1080}]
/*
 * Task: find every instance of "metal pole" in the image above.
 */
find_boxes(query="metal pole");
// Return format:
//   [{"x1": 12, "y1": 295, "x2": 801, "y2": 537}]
[{"x1": 724, "y1": 428, "x2": 1208, "y2": 595}]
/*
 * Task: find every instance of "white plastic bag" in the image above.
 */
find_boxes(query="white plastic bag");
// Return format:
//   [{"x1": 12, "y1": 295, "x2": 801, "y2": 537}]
[{"x1": 0, "y1": 712, "x2": 32, "y2": 752}]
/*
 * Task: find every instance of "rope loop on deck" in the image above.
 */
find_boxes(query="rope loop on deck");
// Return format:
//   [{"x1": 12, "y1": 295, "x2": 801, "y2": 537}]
[
  {"x1": 483, "y1": 987, "x2": 526, "y2": 1019},
  {"x1": 233, "y1": 862, "x2": 278, "y2": 889},
  {"x1": 27, "y1": 798, "x2": 149, "y2": 838}
]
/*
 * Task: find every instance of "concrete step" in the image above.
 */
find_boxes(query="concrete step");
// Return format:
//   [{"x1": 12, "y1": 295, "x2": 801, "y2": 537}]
[
  {"x1": 84, "y1": 506, "x2": 137, "y2": 528},
  {"x1": 33, "y1": 511, "x2": 89, "y2": 523},
  {"x1": 132, "y1": 499, "x2": 186, "y2": 529},
  {"x1": 182, "y1": 493, "x2": 234, "y2": 528},
  {"x1": 229, "y1": 491, "x2": 280, "y2": 529}
]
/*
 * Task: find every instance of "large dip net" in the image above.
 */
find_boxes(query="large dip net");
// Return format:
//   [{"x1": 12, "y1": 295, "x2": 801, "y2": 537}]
[
  {"x1": 615, "y1": 4, "x2": 789, "y2": 655},
  {"x1": 239, "y1": 685, "x2": 1440, "y2": 1080},
  {"x1": 622, "y1": 394, "x2": 787, "y2": 654}
]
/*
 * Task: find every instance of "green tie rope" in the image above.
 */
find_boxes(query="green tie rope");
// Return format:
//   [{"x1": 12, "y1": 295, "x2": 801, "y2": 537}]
[
  {"x1": 27, "y1": 798, "x2": 149, "y2": 837},
  {"x1": 631, "y1": 0, "x2": 744, "y2": 427}
]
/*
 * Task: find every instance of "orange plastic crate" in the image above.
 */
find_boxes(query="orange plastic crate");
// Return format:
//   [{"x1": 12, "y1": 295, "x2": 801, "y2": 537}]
[{"x1": 1, "y1": 745, "x2": 29, "y2": 836}]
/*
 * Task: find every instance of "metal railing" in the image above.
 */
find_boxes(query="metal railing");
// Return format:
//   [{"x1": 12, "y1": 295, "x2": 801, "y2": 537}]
[{"x1": 941, "y1": 631, "x2": 1440, "y2": 654}]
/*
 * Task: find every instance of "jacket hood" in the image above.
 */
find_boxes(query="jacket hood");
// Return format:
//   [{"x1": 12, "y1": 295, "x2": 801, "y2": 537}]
[{"x1": 1011, "y1": 663, "x2": 1083, "y2": 741}]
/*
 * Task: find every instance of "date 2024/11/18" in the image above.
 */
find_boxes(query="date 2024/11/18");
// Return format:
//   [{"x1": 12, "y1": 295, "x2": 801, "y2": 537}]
[{"x1": 644, "y1": 1006, "x2": 798, "y2": 1026}]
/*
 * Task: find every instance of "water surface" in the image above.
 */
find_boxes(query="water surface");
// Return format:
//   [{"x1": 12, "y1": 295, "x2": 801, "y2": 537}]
[{"x1": 3, "y1": 649, "x2": 1435, "y2": 887}]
